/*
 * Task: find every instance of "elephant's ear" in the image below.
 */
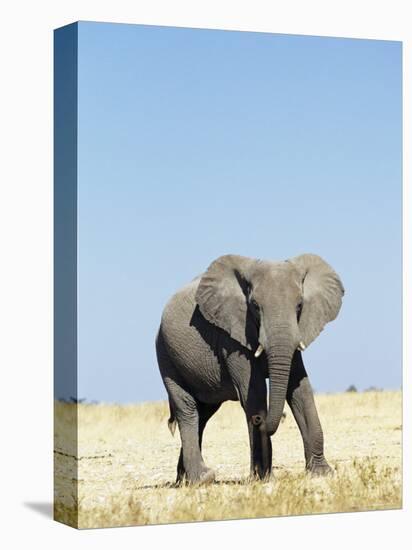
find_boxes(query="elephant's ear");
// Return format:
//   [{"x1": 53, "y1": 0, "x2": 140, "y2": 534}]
[
  {"x1": 195, "y1": 255, "x2": 257, "y2": 350},
  {"x1": 289, "y1": 254, "x2": 344, "y2": 349}
]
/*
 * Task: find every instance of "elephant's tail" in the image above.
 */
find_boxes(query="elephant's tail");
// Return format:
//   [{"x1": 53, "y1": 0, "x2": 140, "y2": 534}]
[{"x1": 167, "y1": 402, "x2": 177, "y2": 437}]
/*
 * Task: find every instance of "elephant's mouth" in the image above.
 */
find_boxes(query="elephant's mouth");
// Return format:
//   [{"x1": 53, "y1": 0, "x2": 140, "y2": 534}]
[{"x1": 255, "y1": 340, "x2": 306, "y2": 357}]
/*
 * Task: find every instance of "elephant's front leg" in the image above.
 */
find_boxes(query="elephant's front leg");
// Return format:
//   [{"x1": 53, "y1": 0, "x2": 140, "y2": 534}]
[
  {"x1": 227, "y1": 352, "x2": 272, "y2": 480},
  {"x1": 286, "y1": 351, "x2": 332, "y2": 475},
  {"x1": 248, "y1": 408, "x2": 272, "y2": 480}
]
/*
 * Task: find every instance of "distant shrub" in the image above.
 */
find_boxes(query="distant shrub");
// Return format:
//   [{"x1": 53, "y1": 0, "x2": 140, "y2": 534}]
[
  {"x1": 346, "y1": 385, "x2": 358, "y2": 393},
  {"x1": 364, "y1": 386, "x2": 383, "y2": 392}
]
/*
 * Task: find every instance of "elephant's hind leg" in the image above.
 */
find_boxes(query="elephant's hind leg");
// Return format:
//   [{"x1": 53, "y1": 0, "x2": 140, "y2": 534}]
[
  {"x1": 176, "y1": 402, "x2": 221, "y2": 484},
  {"x1": 157, "y1": 331, "x2": 216, "y2": 485},
  {"x1": 174, "y1": 395, "x2": 216, "y2": 484},
  {"x1": 286, "y1": 351, "x2": 332, "y2": 475},
  {"x1": 164, "y1": 377, "x2": 215, "y2": 484}
]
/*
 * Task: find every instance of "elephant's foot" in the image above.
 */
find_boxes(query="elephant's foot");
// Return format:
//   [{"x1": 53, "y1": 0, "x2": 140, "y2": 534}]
[
  {"x1": 250, "y1": 465, "x2": 272, "y2": 482},
  {"x1": 306, "y1": 456, "x2": 333, "y2": 476},
  {"x1": 198, "y1": 467, "x2": 216, "y2": 485},
  {"x1": 249, "y1": 473, "x2": 272, "y2": 484},
  {"x1": 185, "y1": 467, "x2": 216, "y2": 486}
]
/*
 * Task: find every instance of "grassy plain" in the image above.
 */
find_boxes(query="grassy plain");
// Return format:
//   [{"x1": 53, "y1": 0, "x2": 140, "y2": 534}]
[{"x1": 54, "y1": 391, "x2": 402, "y2": 528}]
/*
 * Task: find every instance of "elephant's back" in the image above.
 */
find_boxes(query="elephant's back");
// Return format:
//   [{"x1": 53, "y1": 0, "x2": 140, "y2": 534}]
[
  {"x1": 161, "y1": 276, "x2": 201, "y2": 329},
  {"x1": 159, "y1": 276, "x2": 204, "y2": 358}
]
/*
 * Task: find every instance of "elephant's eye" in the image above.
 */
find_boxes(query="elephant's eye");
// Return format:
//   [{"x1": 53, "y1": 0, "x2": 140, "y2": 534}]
[{"x1": 296, "y1": 301, "x2": 303, "y2": 321}]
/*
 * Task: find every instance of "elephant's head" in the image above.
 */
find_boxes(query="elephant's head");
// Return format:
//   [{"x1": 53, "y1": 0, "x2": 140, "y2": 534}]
[{"x1": 195, "y1": 254, "x2": 344, "y2": 436}]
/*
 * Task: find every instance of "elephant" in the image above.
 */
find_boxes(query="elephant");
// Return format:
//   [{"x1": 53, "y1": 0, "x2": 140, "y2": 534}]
[{"x1": 156, "y1": 253, "x2": 344, "y2": 484}]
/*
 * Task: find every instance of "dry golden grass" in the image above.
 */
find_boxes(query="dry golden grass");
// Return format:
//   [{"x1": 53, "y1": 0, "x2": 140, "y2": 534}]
[{"x1": 54, "y1": 391, "x2": 402, "y2": 529}]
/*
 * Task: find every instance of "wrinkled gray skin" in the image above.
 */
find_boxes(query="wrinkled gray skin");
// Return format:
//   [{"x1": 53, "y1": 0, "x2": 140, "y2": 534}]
[{"x1": 156, "y1": 254, "x2": 344, "y2": 484}]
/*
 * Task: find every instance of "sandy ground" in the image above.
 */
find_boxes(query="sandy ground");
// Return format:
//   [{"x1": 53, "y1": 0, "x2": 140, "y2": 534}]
[{"x1": 54, "y1": 391, "x2": 402, "y2": 528}]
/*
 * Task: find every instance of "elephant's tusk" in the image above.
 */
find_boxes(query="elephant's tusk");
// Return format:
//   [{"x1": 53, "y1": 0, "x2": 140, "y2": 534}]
[
  {"x1": 298, "y1": 341, "x2": 306, "y2": 351},
  {"x1": 254, "y1": 344, "x2": 264, "y2": 358}
]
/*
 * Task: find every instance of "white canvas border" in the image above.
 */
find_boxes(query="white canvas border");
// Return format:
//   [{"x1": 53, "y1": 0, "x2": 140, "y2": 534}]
[{"x1": 0, "y1": 0, "x2": 409, "y2": 547}]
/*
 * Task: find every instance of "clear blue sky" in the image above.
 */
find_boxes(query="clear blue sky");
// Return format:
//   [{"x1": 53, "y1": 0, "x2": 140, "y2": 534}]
[{"x1": 74, "y1": 22, "x2": 401, "y2": 403}]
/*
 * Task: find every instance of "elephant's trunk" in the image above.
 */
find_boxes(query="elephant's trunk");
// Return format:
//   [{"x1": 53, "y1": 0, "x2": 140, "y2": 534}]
[{"x1": 265, "y1": 341, "x2": 294, "y2": 437}]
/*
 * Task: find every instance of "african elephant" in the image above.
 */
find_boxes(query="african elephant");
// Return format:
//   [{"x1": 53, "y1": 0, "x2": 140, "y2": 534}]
[{"x1": 156, "y1": 253, "x2": 344, "y2": 484}]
